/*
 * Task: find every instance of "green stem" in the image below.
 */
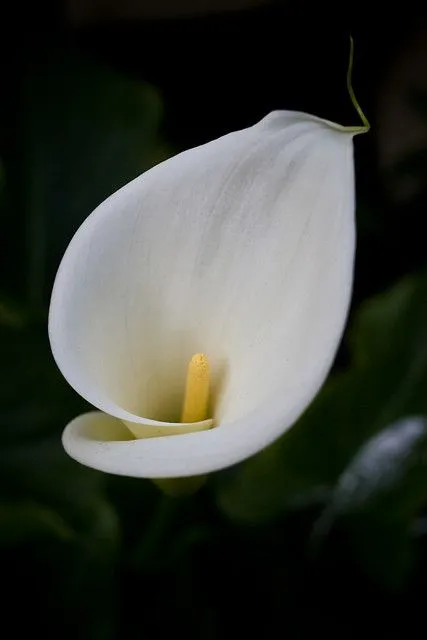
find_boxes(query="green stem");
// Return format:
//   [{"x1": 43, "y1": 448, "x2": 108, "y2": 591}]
[
  {"x1": 133, "y1": 493, "x2": 182, "y2": 569},
  {"x1": 153, "y1": 474, "x2": 207, "y2": 497},
  {"x1": 346, "y1": 35, "x2": 370, "y2": 133}
]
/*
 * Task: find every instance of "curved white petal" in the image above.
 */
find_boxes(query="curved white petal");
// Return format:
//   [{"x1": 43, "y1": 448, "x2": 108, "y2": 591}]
[
  {"x1": 50, "y1": 110, "x2": 356, "y2": 477},
  {"x1": 62, "y1": 399, "x2": 315, "y2": 478}
]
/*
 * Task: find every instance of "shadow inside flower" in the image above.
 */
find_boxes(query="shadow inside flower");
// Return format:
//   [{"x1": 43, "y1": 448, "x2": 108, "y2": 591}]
[
  {"x1": 81, "y1": 412, "x2": 135, "y2": 441},
  {"x1": 209, "y1": 358, "x2": 229, "y2": 422}
]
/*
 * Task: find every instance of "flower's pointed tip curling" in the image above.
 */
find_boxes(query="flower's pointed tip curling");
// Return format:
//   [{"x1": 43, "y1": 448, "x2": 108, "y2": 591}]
[{"x1": 346, "y1": 34, "x2": 370, "y2": 135}]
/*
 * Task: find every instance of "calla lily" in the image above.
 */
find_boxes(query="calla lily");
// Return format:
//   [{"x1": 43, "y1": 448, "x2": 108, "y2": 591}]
[{"x1": 49, "y1": 107, "x2": 368, "y2": 480}]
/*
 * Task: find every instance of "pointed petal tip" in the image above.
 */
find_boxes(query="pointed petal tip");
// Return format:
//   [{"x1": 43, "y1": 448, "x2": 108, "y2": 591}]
[{"x1": 259, "y1": 109, "x2": 364, "y2": 138}]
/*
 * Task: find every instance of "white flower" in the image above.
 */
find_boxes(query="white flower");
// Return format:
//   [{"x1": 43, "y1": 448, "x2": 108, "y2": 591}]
[{"x1": 49, "y1": 109, "x2": 365, "y2": 479}]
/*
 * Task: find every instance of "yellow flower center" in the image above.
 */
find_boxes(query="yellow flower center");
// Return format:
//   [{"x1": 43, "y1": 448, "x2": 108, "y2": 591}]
[
  {"x1": 123, "y1": 352, "x2": 212, "y2": 439},
  {"x1": 181, "y1": 353, "x2": 210, "y2": 423},
  {"x1": 153, "y1": 353, "x2": 211, "y2": 495}
]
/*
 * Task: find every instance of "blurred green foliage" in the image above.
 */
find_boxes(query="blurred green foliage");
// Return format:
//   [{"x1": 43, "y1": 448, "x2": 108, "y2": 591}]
[
  {"x1": 1, "y1": 44, "x2": 168, "y2": 309},
  {"x1": 1, "y1": 31, "x2": 427, "y2": 639}
]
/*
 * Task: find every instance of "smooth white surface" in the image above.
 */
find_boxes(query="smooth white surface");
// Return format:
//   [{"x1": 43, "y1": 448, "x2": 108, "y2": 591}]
[{"x1": 50, "y1": 110, "x2": 356, "y2": 477}]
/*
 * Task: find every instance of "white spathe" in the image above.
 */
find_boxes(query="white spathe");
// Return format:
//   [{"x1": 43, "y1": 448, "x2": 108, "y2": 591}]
[{"x1": 49, "y1": 110, "x2": 358, "y2": 478}]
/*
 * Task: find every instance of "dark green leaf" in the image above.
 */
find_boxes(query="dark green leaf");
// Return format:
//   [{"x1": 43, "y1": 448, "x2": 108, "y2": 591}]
[
  {"x1": 311, "y1": 417, "x2": 427, "y2": 588},
  {"x1": 4, "y1": 43, "x2": 165, "y2": 308},
  {"x1": 0, "y1": 431, "x2": 120, "y2": 638},
  {"x1": 317, "y1": 416, "x2": 427, "y2": 519}
]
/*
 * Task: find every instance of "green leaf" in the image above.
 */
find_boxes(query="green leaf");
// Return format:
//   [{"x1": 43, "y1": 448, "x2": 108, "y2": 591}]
[
  {"x1": 0, "y1": 436, "x2": 101, "y2": 514},
  {"x1": 311, "y1": 417, "x2": 427, "y2": 588},
  {"x1": 216, "y1": 272, "x2": 427, "y2": 524},
  {"x1": 0, "y1": 312, "x2": 120, "y2": 638},
  {"x1": 317, "y1": 417, "x2": 427, "y2": 519},
  {"x1": 0, "y1": 303, "x2": 121, "y2": 634},
  {"x1": 0, "y1": 432, "x2": 120, "y2": 637},
  {"x1": 3, "y1": 43, "x2": 164, "y2": 309}
]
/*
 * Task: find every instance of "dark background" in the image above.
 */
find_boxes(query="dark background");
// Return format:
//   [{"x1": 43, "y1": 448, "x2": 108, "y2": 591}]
[{"x1": 1, "y1": 1, "x2": 427, "y2": 637}]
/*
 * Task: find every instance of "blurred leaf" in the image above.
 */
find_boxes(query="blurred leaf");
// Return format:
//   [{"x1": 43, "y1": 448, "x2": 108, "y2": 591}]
[
  {"x1": 0, "y1": 48, "x2": 160, "y2": 627},
  {"x1": 216, "y1": 272, "x2": 427, "y2": 523},
  {"x1": 0, "y1": 501, "x2": 74, "y2": 544},
  {"x1": 0, "y1": 298, "x2": 120, "y2": 638},
  {"x1": 78, "y1": 496, "x2": 120, "y2": 558},
  {"x1": 62, "y1": 498, "x2": 120, "y2": 640},
  {"x1": 317, "y1": 417, "x2": 427, "y2": 518},
  {"x1": 312, "y1": 417, "x2": 427, "y2": 588},
  {"x1": 0, "y1": 318, "x2": 86, "y2": 441},
  {"x1": 0, "y1": 316, "x2": 113, "y2": 529},
  {"x1": 0, "y1": 432, "x2": 120, "y2": 638},
  {"x1": 5, "y1": 43, "x2": 165, "y2": 308},
  {"x1": 0, "y1": 435, "x2": 102, "y2": 518}
]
